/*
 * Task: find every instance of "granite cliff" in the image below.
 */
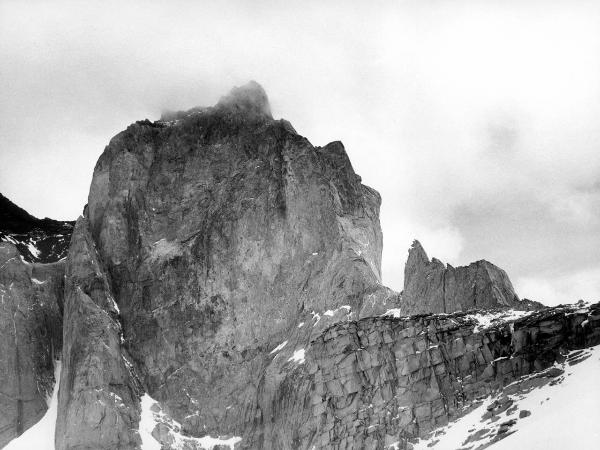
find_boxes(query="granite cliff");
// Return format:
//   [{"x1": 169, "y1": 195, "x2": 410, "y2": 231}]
[{"x1": 0, "y1": 82, "x2": 597, "y2": 450}]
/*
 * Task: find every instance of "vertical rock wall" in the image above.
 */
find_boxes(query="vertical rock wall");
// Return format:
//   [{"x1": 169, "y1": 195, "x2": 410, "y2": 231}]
[
  {"x1": 0, "y1": 243, "x2": 63, "y2": 447},
  {"x1": 55, "y1": 218, "x2": 142, "y2": 450}
]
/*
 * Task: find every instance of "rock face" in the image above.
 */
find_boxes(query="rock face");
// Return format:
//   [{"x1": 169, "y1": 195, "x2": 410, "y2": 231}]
[
  {"x1": 0, "y1": 242, "x2": 63, "y2": 447},
  {"x1": 0, "y1": 193, "x2": 74, "y2": 263},
  {"x1": 402, "y1": 240, "x2": 533, "y2": 314},
  {"x1": 61, "y1": 80, "x2": 393, "y2": 446},
  {"x1": 55, "y1": 217, "x2": 142, "y2": 450}
]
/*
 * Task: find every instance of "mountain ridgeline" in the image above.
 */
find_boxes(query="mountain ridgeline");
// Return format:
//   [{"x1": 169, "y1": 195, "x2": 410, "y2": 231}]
[{"x1": 0, "y1": 82, "x2": 597, "y2": 450}]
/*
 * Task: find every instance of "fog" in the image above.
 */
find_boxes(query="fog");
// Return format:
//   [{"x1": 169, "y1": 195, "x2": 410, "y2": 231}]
[{"x1": 1, "y1": 0, "x2": 599, "y2": 305}]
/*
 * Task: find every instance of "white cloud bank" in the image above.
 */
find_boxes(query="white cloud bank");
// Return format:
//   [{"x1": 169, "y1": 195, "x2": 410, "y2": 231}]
[{"x1": 1, "y1": 0, "x2": 599, "y2": 305}]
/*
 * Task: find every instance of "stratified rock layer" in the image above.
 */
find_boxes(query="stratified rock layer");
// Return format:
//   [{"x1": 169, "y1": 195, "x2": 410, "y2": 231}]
[
  {"x1": 261, "y1": 302, "x2": 600, "y2": 449},
  {"x1": 0, "y1": 243, "x2": 63, "y2": 447},
  {"x1": 402, "y1": 241, "x2": 531, "y2": 314}
]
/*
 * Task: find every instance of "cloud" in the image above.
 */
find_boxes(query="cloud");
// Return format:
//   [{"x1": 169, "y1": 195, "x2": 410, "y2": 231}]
[
  {"x1": 516, "y1": 266, "x2": 600, "y2": 305},
  {"x1": 0, "y1": 0, "x2": 599, "y2": 305}
]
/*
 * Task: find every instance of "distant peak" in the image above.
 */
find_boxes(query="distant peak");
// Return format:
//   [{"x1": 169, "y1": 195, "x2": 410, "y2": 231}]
[{"x1": 216, "y1": 81, "x2": 272, "y2": 118}]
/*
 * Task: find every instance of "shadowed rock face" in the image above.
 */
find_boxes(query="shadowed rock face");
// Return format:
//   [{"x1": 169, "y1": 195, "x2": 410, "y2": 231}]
[
  {"x1": 76, "y1": 81, "x2": 393, "y2": 444},
  {"x1": 0, "y1": 243, "x2": 63, "y2": 447},
  {"x1": 402, "y1": 241, "x2": 538, "y2": 315},
  {"x1": 0, "y1": 193, "x2": 74, "y2": 263}
]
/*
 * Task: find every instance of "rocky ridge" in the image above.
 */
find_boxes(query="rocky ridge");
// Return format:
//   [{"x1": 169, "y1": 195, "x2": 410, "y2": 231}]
[
  {"x1": 0, "y1": 82, "x2": 597, "y2": 450},
  {"x1": 0, "y1": 193, "x2": 74, "y2": 263},
  {"x1": 255, "y1": 301, "x2": 599, "y2": 449}
]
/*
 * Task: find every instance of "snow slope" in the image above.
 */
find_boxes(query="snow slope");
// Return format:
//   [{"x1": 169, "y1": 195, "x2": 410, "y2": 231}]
[
  {"x1": 411, "y1": 344, "x2": 600, "y2": 450},
  {"x1": 5, "y1": 361, "x2": 61, "y2": 450}
]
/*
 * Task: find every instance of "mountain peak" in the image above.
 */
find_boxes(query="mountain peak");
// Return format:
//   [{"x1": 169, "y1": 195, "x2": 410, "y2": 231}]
[
  {"x1": 216, "y1": 80, "x2": 272, "y2": 118},
  {"x1": 407, "y1": 239, "x2": 429, "y2": 267}
]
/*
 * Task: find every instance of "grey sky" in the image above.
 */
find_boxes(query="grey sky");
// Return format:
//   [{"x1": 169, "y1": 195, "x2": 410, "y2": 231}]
[{"x1": 1, "y1": 0, "x2": 599, "y2": 305}]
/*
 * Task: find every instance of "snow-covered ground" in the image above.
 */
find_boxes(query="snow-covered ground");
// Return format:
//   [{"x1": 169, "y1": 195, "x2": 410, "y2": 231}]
[
  {"x1": 411, "y1": 344, "x2": 600, "y2": 450},
  {"x1": 5, "y1": 361, "x2": 61, "y2": 450}
]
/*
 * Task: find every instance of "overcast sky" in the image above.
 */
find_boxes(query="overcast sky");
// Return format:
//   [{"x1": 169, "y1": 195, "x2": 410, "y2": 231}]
[{"x1": 1, "y1": 0, "x2": 599, "y2": 305}]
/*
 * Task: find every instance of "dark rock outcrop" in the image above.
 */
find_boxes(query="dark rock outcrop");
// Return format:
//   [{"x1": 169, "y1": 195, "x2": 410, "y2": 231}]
[
  {"x1": 0, "y1": 193, "x2": 74, "y2": 263},
  {"x1": 402, "y1": 240, "x2": 536, "y2": 314},
  {"x1": 0, "y1": 242, "x2": 63, "y2": 447}
]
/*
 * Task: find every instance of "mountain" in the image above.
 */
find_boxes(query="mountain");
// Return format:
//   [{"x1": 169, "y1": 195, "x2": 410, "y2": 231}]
[
  {"x1": 402, "y1": 240, "x2": 543, "y2": 314},
  {"x1": 0, "y1": 82, "x2": 598, "y2": 450},
  {"x1": 0, "y1": 193, "x2": 74, "y2": 263}
]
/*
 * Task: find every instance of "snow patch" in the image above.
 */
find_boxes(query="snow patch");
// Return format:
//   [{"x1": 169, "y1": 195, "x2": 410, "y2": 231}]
[
  {"x1": 31, "y1": 278, "x2": 46, "y2": 285},
  {"x1": 466, "y1": 309, "x2": 534, "y2": 333},
  {"x1": 26, "y1": 241, "x2": 40, "y2": 258},
  {"x1": 382, "y1": 308, "x2": 402, "y2": 318},
  {"x1": 288, "y1": 349, "x2": 306, "y2": 364},
  {"x1": 270, "y1": 340, "x2": 288, "y2": 355},
  {"x1": 311, "y1": 311, "x2": 321, "y2": 325}
]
